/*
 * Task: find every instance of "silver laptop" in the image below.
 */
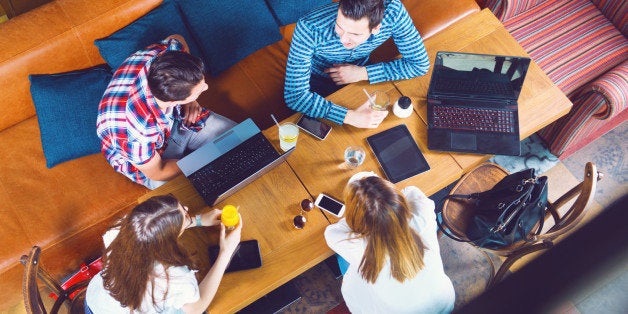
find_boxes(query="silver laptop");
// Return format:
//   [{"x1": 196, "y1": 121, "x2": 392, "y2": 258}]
[{"x1": 177, "y1": 118, "x2": 294, "y2": 206}]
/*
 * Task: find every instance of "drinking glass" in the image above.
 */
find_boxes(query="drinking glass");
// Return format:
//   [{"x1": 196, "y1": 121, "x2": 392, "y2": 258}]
[
  {"x1": 279, "y1": 122, "x2": 299, "y2": 151},
  {"x1": 368, "y1": 90, "x2": 390, "y2": 111},
  {"x1": 344, "y1": 146, "x2": 366, "y2": 168}
]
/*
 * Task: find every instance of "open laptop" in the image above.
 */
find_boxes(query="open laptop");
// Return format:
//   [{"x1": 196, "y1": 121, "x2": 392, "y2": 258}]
[
  {"x1": 177, "y1": 118, "x2": 294, "y2": 206},
  {"x1": 427, "y1": 51, "x2": 531, "y2": 156}
]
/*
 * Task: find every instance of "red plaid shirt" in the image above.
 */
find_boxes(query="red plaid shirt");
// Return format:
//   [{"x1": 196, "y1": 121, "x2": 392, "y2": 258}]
[{"x1": 96, "y1": 38, "x2": 210, "y2": 185}]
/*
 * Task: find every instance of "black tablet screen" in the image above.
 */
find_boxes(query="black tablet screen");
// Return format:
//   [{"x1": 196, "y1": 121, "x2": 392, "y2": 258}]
[
  {"x1": 208, "y1": 239, "x2": 262, "y2": 272},
  {"x1": 366, "y1": 125, "x2": 430, "y2": 183}
]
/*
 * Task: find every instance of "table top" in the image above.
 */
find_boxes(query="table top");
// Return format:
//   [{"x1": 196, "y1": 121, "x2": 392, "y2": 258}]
[
  {"x1": 264, "y1": 81, "x2": 465, "y2": 209},
  {"x1": 139, "y1": 8, "x2": 572, "y2": 313}
]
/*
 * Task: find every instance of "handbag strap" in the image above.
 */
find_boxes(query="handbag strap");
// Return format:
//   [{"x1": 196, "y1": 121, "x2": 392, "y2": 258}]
[{"x1": 435, "y1": 211, "x2": 471, "y2": 243}]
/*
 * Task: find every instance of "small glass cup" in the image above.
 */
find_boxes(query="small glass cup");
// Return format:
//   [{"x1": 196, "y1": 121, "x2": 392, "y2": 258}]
[
  {"x1": 279, "y1": 122, "x2": 299, "y2": 152},
  {"x1": 368, "y1": 90, "x2": 390, "y2": 111},
  {"x1": 293, "y1": 199, "x2": 314, "y2": 229},
  {"x1": 344, "y1": 146, "x2": 366, "y2": 168},
  {"x1": 221, "y1": 204, "x2": 239, "y2": 230}
]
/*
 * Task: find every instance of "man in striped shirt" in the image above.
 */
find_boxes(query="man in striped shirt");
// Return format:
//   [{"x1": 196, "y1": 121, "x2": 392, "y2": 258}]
[
  {"x1": 285, "y1": 0, "x2": 429, "y2": 128},
  {"x1": 97, "y1": 35, "x2": 235, "y2": 189}
]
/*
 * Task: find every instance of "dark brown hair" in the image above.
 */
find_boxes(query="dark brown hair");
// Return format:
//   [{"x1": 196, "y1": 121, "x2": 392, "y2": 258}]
[
  {"x1": 339, "y1": 0, "x2": 385, "y2": 30},
  {"x1": 147, "y1": 51, "x2": 205, "y2": 102},
  {"x1": 101, "y1": 195, "x2": 194, "y2": 310}
]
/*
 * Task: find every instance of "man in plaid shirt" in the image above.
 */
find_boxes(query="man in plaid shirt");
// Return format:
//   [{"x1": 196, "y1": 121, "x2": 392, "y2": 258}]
[{"x1": 97, "y1": 35, "x2": 235, "y2": 189}]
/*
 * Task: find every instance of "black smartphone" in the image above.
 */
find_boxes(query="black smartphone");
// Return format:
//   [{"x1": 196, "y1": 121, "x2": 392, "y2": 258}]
[
  {"x1": 208, "y1": 239, "x2": 262, "y2": 273},
  {"x1": 296, "y1": 115, "x2": 332, "y2": 140}
]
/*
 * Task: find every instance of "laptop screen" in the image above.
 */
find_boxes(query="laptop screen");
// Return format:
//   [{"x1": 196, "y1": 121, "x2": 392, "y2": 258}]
[{"x1": 430, "y1": 51, "x2": 531, "y2": 100}]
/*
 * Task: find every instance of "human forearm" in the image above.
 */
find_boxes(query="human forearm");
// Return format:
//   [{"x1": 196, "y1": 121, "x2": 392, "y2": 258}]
[
  {"x1": 184, "y1": 250, "x2": 231, "y2": 313},
  {"x1": 135, "y1": 156, "x2": 182, "y2": 181}
]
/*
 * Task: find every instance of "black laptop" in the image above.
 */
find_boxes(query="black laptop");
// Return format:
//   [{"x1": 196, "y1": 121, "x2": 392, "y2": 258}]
[
  {"x1": 427, "y1": 51, "x2": 531, "y2": 156},
  {"x1": 177, "y1": 118, "x2": 294, "y2": 206}
]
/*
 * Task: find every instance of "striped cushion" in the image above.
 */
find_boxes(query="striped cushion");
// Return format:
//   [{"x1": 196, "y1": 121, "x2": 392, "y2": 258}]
[
  {"x1": 538, "y1": 60, "x2": 628, "y2": 155},
  {"x1": 485, "y1": 0, "x2": 545, "y2": 21},
  {"x1": 501, "y1": 0, "x2": 628, "y2": 96},
  {"x1": 590, "y1": 0, "x2": 628, "y2": 36}
]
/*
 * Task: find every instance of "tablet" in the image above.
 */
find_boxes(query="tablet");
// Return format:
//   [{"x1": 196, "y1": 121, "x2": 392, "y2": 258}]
[
  {"x1": 366, "y1": 125, "x2": 430, "y2": 183},
  {"x1": 208, "y1": 239, "x2": 262, "y2": 272}
]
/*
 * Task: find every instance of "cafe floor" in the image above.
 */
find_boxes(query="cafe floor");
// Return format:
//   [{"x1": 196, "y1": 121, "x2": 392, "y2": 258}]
[{"x1": 274, "y1": 121, "x2": 627, "y2": 314}]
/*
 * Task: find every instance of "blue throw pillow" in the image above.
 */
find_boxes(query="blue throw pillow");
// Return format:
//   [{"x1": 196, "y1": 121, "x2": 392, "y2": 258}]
[
  {"x1": 94, "y1": 0, "x2": 203, "y2": 70},
  {"x1": 265, "y1": 0, "x2": 331, "y2": 26},
  {"x1": 29, "y1": 65, "x2": 112, "y2": 168},
  {"x1": 176, "y1": 0, "x2": 282, "y2": 75}
]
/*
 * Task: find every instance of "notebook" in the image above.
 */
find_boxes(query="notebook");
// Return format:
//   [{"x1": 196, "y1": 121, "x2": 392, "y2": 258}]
[
  {"x1": 366, "y1": 124, "x2": 430, "y2": 183},
  {"x1": 177, "y1": 118, "x2": 294, "y2": 206},
  {"x1": 427, "y1": 51, "x2": 531, "y2": 156}
]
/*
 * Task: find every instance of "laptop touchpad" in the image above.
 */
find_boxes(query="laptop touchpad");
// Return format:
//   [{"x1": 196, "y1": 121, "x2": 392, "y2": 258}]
[{"x1": 451, "y1": 133, "x2": 477, "y2": 150}]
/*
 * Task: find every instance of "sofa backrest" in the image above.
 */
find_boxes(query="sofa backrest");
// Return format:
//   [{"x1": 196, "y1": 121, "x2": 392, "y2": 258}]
[
  {"x1": 0, "y1": 0, "x2": 162, "y2": 133},
  {"x1": 590, "y1": 0, "x2": 628, "y2": 36}
]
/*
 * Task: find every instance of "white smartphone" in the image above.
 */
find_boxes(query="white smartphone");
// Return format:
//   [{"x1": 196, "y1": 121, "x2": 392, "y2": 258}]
[
  {"x1": 315, "y1": 193, "x2": 345, "y2": 217},
  {"x1": 296, "y1": 115, "x2": 332, "y2": 140}
]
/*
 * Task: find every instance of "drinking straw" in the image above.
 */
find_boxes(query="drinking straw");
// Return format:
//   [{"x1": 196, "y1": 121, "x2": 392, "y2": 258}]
[
  {"x1": 271, "y1": 114, "x2": 281, "y2": 128},
  {"x1": 362, "y1": 88, "x2": 375, "y2": 102}
]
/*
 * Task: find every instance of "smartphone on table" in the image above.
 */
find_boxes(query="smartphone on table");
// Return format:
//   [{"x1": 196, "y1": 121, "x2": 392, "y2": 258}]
[
  {"x1": 315, "y1": 193, "x2": 345, "y2": 217},
  {"x1": 296, "y1": 115, "x2": 332, "y2": 140}
]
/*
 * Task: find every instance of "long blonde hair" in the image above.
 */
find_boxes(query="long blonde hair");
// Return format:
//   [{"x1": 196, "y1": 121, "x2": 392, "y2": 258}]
[{"x1": 344, "y1": 176, "x2": 425, "y2": 283}]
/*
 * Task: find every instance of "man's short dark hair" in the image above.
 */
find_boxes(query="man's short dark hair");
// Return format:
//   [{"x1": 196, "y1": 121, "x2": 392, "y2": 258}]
[
  {"x1": 339, "y1": 0, "x2": 384, "y2": 30},
  {"x1": 147, "y1": 51, "x2": 205, "y2": 102}
]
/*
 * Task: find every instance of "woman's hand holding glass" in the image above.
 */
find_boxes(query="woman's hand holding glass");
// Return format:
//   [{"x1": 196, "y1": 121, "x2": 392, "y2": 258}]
[
  {"x1": 219, "y1": 214, "x2": 242, "y2": 255},
  {"x1": 199, "y1": 208, "x2": 223, "y2": 227}
]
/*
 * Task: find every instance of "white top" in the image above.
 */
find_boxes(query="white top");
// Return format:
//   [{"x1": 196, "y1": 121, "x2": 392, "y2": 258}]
[
  {"x1": 86, "y1": 229, "x2": 200, "y2": 313},
  {"x1": 325, "y1": 185, "x2": 455, "y2": 314}
]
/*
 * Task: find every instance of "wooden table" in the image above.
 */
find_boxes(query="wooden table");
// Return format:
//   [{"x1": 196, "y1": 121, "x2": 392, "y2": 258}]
[
  {"x1": 139, "y1": 163, "x2": 332, "y2": 313},
  {"x1": 140, "y1": 8, "x2": 572, "y2": 313},
  {"x1": 394, "y1": 9, "x2": 573, "y2": 170},
  {"x1": 265, "y1": 80, "x2": 465, "y2": 213}
]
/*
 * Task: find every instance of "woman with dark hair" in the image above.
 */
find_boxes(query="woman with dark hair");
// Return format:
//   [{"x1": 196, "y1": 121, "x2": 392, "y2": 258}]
[
  {"x1": 325, "y1": 172, "x2": 454, "y2": 313},
  {"x1": 86, "y1": 195, "x2": 242, "y2": 313}
]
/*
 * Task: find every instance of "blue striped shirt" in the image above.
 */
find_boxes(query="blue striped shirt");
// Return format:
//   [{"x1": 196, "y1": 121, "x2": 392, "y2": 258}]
[{"x1": 284, "y1": 0, "x2": 430, "y2": 125}]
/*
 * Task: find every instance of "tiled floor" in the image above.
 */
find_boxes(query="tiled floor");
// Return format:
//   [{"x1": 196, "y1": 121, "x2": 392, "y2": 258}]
[{"x1": 277, "y1": 121, "x2": 627, "y2": 314}]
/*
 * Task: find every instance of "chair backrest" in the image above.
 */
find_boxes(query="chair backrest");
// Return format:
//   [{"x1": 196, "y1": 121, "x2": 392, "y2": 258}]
[
  {"x1": 21, "y1": 246, "x2": 88, "y2": 314},
  {"x1": 539, "y1": 162, "x2": 600, "y2": 241}
]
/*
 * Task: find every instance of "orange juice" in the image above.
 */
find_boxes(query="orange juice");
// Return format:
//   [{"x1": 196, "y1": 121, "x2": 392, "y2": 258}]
[{"x1": 221, "y1": 205, "x2": 239, "y2": 230}]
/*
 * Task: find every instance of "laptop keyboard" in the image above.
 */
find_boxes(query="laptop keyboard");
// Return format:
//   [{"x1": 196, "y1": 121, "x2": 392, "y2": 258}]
[
  {"x1": 188, "y1": 133, "x2": 280, "y2": 198},
  {"x1": 435, "y1": 79, "x2": 512, "y2": 95},
  {"x1": 432, "y1": 106, "x2": 516, "y2": 133}
]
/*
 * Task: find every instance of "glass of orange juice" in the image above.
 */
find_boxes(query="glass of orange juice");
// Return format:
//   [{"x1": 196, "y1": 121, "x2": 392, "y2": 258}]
[{"x1": 221, "y1": 205, "x2": 239, "y2": 230}]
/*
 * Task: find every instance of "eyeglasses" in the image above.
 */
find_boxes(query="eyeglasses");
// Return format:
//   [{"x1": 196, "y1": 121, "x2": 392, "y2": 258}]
[{"x1": 293, "y1": 199, "x2": 314, "y2": 229}]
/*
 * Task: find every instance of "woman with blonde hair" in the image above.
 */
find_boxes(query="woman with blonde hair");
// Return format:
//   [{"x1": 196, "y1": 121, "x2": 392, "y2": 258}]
[
  {"x1": 86, "y1": 195, "x2": 242, "y2": 313},
  {"x1": 325, "y1": 173, "x2": 454, "y2": 313}
]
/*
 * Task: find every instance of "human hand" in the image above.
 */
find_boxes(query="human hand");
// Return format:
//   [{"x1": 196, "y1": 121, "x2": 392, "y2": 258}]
[
  {"x1": 199, "y1": 209, "x2": 222, "y2": 227},
  {"x1": 343, "y1": 100, "x2": 388, "y2": 128},
  {"x1": 324, "y1": 64, "x2": 368, "y2": 85},
  {"x1": 219, "y1": 214, "x2": 242, "y2": 255},
  {"x1": 181, "y1": 101, "x2": 203, "y2": 126}
]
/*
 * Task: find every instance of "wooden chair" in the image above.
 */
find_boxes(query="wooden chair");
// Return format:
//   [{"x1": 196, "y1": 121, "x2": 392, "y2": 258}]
[
  {"x1": 440, "y1": 162, "x2": 601, "y2": 287},
  {"x1": 21, "y1": 246, "x2": 88, "y2": 314}
]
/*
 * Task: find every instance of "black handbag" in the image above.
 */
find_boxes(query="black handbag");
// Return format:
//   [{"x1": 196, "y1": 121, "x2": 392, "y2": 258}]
[{"x1": 438, "y1": 168, "x2": 549, "y2": 250}]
